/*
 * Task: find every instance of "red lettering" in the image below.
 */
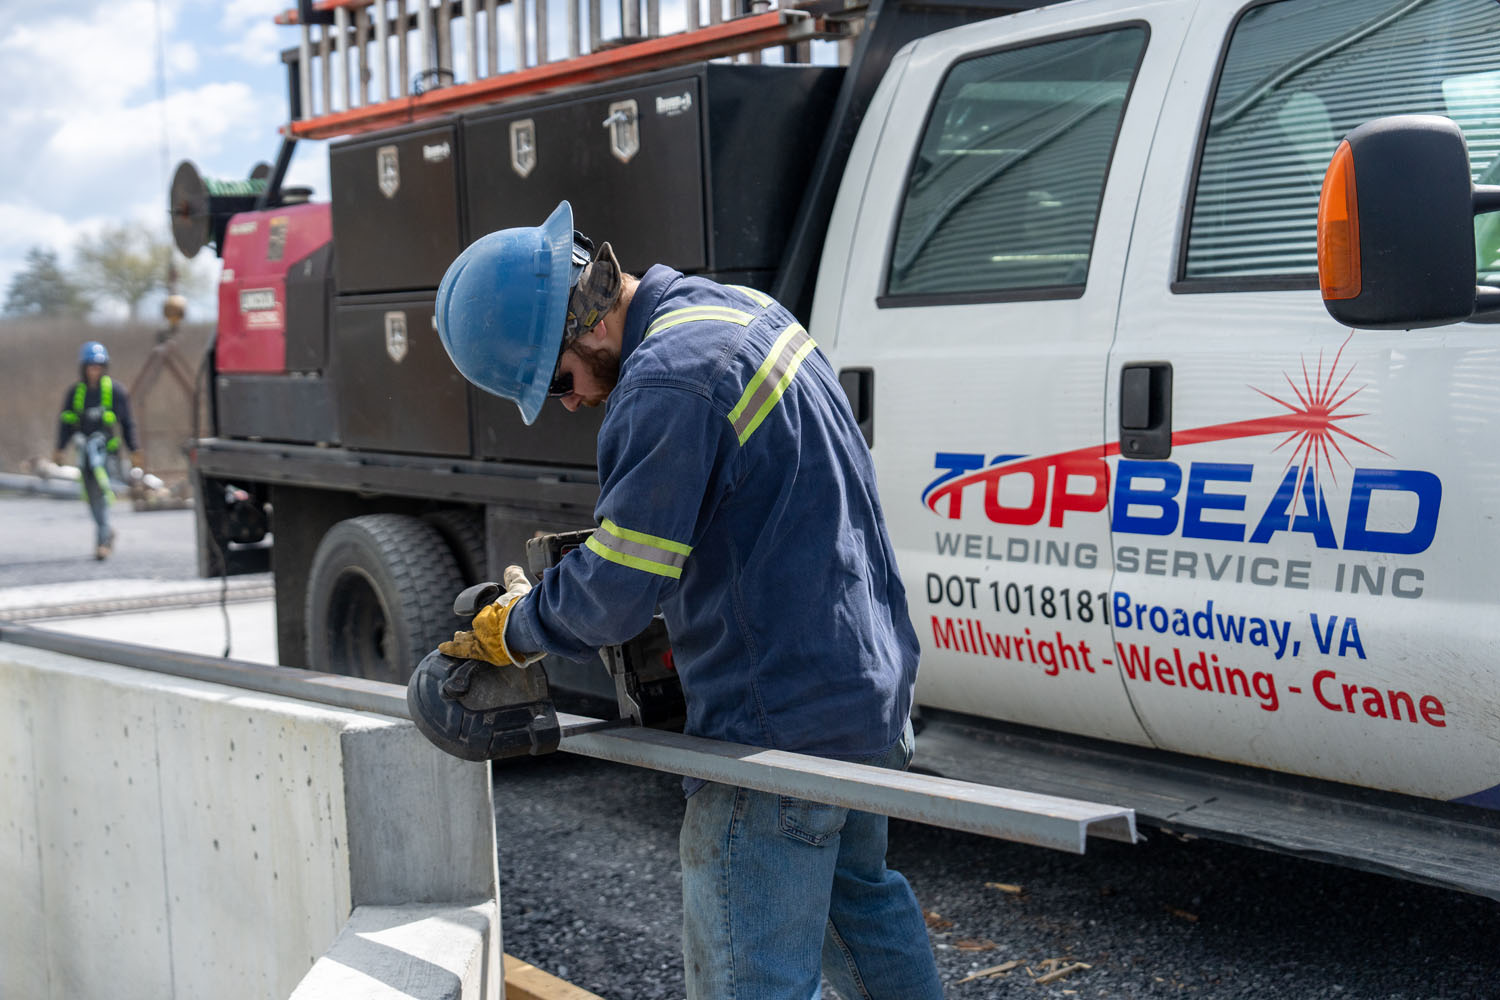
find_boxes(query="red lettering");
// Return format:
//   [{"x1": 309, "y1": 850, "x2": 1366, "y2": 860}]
[
  {"x1": 1419, "y1": 695, "x2": 1447, "y2": 727},
  {"x1": 1048, "y1": 457, "x2": 1110, "y2": 528},
  {"x1": 1116, "y1": 643, "x2": 1150, "y2": 680},
  {"x1": 984, "y1": 466, "x2": 1048, "y2": 526},
  {"x1": 1312, "y1": 669, "x2": 1343, "y2": 711},
  {"x1": 1311, "y1": 669, "x2": 1447, "y2": 728},
  {"x1": 932, "y1": 617, "x2": 959, "y2": 649},
  {"x1": 1154, "y1": 656, "x2": 1176, "y2": 686}
]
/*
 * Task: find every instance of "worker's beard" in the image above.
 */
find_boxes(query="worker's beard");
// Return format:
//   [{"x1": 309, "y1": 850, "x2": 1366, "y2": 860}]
[{"x1": 568, "y1": 342, "x2": 620, "y2": 405}]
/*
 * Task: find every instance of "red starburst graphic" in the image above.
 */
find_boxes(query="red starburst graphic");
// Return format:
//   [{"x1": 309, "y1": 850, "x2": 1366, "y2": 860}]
[
  {"x1": 921, "y1": 333, "x2": 1395, "y2": 521},
  {"x1": 1249, "y1": 332, "x2": 1390, "y2": 507}
]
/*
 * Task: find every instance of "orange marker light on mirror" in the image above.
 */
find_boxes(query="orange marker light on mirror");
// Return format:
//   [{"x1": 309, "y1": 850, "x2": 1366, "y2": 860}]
[{"x1": 1318, "y1": 139, "x2": 1362, "y2": 301}]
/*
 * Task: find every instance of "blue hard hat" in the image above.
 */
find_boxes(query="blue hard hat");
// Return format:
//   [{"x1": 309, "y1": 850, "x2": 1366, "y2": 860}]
[
  {"x1": 436, "y1": 200, "x2": 580, "y2": 425},
  {"x1": 79, "y1": 341, "x2": 109, "y2": 366}
]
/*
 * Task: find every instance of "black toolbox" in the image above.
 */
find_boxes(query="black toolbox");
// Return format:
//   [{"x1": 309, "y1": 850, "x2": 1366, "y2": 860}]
[
  {"x1": 329, "y1": 121, "x2": 464, "y2": 294},
  {"x1": 462, "y1": 62, "x2": 844, "y2": 284},
  {"x1": 330, "y1": 292, "x2": 471, "y2": 457}
]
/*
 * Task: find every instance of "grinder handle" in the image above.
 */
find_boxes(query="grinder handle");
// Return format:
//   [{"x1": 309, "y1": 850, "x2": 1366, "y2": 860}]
[{"x1": 452, "y1": 581, "x2": 502, "y2": 618}]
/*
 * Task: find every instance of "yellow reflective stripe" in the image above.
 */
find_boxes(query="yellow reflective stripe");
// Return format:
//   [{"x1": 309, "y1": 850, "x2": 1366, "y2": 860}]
[
  {"x1": 728, "y1": 323, "x2": 816, "y2": 446},
  {"x1": 645, "y1": 305, "x2": 754, "y2": 339},
  {"x1": 71, "y1": 382, "x2": 85, "y2": 412},
  {"x1": 729, "y1": 285, "x2": 772, "y2": 308},
  {"x1": 59, "y1": 411, "x2": 79, "y2": 423},
  {"x1": 584, "y1": 518, "x2": 692, "y2": 580},
  {"x1": 100, "y1": 376, "x2": 112, "y2": 409}
]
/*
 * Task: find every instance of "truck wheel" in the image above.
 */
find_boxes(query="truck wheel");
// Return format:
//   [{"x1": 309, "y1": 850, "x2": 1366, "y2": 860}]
[
  {"x1": 305, "y1": 513, "x2": 466, "y2": 683},
  {"x1": 422, "y1": 508, "x2": 487, "y2": 585}
]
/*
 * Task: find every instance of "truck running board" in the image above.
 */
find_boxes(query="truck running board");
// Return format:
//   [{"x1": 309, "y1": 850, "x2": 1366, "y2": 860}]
[{"x1": 912, "y1": 708, "x2": 1500, "y2": 901}]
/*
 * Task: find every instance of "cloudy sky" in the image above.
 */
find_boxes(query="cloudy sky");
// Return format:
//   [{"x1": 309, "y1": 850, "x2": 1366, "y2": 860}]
[{"x1": 0, "y1": 1, "x2": 330, "y2": 320}]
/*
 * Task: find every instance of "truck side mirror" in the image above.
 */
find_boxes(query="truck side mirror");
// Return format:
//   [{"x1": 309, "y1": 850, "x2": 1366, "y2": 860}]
[{"x1": 1317, "y1": 114, "x2": 1500, "y2": 330}]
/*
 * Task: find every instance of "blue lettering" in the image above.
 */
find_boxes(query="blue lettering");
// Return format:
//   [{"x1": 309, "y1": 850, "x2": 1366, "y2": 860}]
[
  {"x1": 1248, "y1": 468, "x2": 1338, "y2": 548},
  {"x1": 1112, "y1": 461, "x2": 1181, "y2": 536},
  {"x1": 923, "y1": 452, "x2": 987, "y2": 505},
  {"x1": 1182, "y1": 463, "x2": 1251, "y2": 542},
  {"x1": 1344, "y1": 469, "x2": 1441, "y2": 555}
]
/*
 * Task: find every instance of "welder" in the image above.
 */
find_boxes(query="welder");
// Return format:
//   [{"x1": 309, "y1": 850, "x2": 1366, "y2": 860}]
[
  {"x1": 53, "y1": 341, "x2": 143, "y2": 560},
  {"x1": 424, "y1": 200, "x2": 942, "y2": 999}
]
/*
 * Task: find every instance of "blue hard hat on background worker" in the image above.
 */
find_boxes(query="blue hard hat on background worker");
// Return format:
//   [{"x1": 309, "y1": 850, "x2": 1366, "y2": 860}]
[
  {"x1": 435, "y1": 200, "x2": 622, "y2": 425},
  {"x1": 78, "y1": 341, "x2": 109, "y2": 367}
]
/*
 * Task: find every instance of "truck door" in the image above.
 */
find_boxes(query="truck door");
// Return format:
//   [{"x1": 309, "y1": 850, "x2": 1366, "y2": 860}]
[
  {"x1": 1107, "y1": 0, "x2": 1500, "y2": 806},
  {"x1": 816, "y1": 3, "x2": 1191, "y2": 745}
]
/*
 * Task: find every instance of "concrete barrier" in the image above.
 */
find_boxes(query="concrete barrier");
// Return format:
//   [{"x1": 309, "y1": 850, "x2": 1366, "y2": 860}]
[{"x1": 0, "y1": 641, "x2": 500, "y2": 1000}]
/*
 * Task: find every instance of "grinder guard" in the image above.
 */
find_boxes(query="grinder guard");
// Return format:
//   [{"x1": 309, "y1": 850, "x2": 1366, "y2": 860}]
[{"x1": 407, "y1": 648, "x2": 561, "y2": 761}]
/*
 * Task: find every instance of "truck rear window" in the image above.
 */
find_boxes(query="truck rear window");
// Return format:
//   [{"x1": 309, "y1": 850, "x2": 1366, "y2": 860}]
[
  {"x1": 886, "y1": 26, "x2": 1148, "y2": 302},
  {"x1": 1184, "y1": 0, "x2": 1500, "y2": 288}
]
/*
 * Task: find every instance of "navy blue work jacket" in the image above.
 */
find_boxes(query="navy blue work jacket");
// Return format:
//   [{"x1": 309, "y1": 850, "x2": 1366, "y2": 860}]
[{"x1": 507, "y1": 266, "x2": 919, "y2": 765}]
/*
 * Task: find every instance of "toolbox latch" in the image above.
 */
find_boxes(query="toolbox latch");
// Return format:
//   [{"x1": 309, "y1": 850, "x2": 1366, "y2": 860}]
[{"x1": 603, "y1": 100, "x2": 640, "y2": 164}]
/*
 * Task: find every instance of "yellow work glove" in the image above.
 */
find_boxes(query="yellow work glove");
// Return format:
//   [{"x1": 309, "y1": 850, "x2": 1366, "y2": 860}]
[
  {"x1": 437, "y1": 566, "x2": 537, "y2": 667},
  {"x1": 131, "y1": 450, "x2": 145, "y2": 470},
  {"x1": 51, "y1": 449, "x2": 66, "y2": 467}
]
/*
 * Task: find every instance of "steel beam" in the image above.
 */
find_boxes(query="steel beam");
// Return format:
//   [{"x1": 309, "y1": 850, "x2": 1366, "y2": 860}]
[
  {"x1": 556, "y1": 714, "x2": 1137, "y2": 852},
  {"x1": 0, "y1": 625, "x2": 1136, "y2": 854}
]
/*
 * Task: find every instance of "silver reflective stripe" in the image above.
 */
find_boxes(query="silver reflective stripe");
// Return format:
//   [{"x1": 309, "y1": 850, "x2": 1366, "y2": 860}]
[
  {"x1": 728, "y1": 323, "x2": 816, "y2": 446},
  {"x1": 729, "y1": 284, "x2": 772, "y2": 308},
  {"x1": 584, "y1": 518, "x2": 691, "y2": 579},
  {"x1": 645, "y1": 305, "x2": 754, "y2": 339}
]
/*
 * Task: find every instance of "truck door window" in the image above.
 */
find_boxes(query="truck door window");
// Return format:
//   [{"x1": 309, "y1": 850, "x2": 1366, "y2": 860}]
[
  {"x1": 884, "y1": 26, "x2": 1148, "y2": 303},
  {"x1": 1182, "y1": 0, "x2": 1500, "y2": 289}
]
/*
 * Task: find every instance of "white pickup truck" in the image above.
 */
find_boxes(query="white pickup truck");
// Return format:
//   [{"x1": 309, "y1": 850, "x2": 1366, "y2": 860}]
[
  {"x1": 184, "y1": 0, "x2": 1500, "y2": 895},
  {"x1": 809, "y1": 0, "x2": 1500, "y2": 893}
]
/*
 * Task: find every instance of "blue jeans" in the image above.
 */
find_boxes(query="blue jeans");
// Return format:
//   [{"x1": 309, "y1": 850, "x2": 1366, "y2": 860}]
[
  {"x1": 78, "y1": 433, "x2": 114, "y2": 547},
  {"x1": 680, "y1": 720, "x2": 943, "y2": 1000}
]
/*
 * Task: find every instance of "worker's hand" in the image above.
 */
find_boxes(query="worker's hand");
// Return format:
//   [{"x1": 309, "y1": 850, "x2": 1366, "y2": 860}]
[
  {"x1": 502, "y1": 563, "x2": 532, "y2": 599},
  {"x1": 437, "y1": 565, "x2": 539, "y2": 666},
  {"x1": 130, "y1": 450, "x2": 145, "y2": 470},
  {"x1": 439, "y1": 592, "x2": 526, "y2": 666},
  {"x1": 51, "y1": 449, "x2": 65, "y2": 468}
]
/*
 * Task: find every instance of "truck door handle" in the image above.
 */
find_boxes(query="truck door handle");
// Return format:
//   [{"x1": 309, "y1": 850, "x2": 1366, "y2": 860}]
[
  {"x1": 839, "y1": 368, "x2": 874, "y2": 447},
  {"x1": 1119, "y1": 362, "x2": 1172, "y2": 460}
]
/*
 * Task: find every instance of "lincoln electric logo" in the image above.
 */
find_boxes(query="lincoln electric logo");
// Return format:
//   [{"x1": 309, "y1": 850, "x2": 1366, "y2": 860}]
[{"x1": 922, "y1": 338, "x2": 1441, "y2": 558}]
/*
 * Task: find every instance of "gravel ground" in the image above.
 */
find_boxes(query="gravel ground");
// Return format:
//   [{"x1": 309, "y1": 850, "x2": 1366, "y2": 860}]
[
  {"x1": 7, "y1": 489, "x2": 1497, "y2": 998},
  {"x1": 494, "y1": 752, "x2": 1500, "y2": 1000}
]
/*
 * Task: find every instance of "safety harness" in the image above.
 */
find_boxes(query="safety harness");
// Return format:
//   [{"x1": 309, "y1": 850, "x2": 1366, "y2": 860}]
[{"x1": 59, "y1": 376, "x2": 121, "y2": 452}]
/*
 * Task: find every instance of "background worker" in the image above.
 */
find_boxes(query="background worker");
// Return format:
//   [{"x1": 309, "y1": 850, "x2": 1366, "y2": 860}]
[
  {"x1": 428, "y1": 201, "x2": 943, "y2": 999},
  {"x1": 53, "y1": 341, "x2": 143, "y2": 560}
]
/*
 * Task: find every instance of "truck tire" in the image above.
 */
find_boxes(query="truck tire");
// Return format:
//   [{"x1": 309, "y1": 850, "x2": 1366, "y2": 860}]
[
  {"x1": 422, "y1": 508, "x2": 487, "y2": 586},
  {"x1": 305, "y1": 513, "x2": 467, "y2": 683}
]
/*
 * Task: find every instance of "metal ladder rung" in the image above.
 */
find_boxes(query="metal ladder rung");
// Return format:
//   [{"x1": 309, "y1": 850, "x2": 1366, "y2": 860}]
[
  {"x1": 276, "y1": 0, "x2": 829, "y2": 131},
  {"x1": 284, "y1": 7, "x2": 832, "y2": 141}
]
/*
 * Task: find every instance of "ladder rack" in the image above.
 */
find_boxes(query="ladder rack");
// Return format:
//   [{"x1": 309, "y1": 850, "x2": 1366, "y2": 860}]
[{"x1": 276, "y1": 0, "x2": 859, "y2": 140}]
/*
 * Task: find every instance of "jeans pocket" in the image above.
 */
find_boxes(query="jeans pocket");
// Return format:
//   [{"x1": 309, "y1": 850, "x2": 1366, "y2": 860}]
[{"x1": 778, "y1": 795, "x2": 847, "y2": 847}]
